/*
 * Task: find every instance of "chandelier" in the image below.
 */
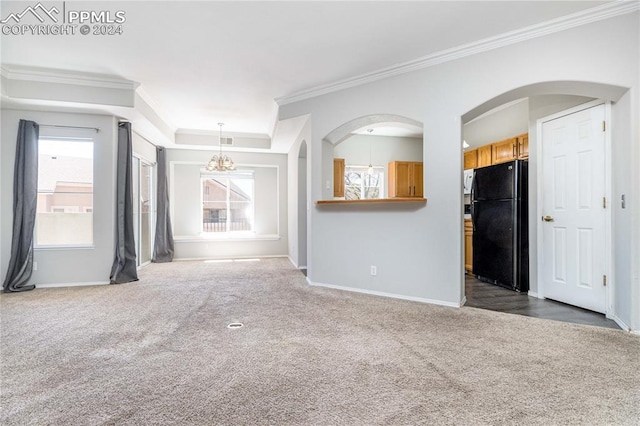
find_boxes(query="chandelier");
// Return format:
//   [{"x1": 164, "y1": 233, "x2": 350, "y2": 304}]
[{"x1": 206, "y1": 122, "x2": 235, "y2": 172}]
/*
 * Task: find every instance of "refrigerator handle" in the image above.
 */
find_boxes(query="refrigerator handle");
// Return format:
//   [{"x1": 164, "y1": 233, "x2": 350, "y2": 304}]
[
  {"x1": 470, "y1": 202, "x2": 475, "y2": 231},
  {"x1": 470, "y1": 169, "x2": 476, "y2": 202}
]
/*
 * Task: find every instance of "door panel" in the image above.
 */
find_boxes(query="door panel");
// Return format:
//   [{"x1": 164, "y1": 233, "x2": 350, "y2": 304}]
[{"x1": 541, "y1": 104, "x2": 606, "y2": 313}]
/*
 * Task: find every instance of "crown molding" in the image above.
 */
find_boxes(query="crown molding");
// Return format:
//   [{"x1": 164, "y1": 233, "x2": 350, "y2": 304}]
[
  {"x1": 0, "y1": 65, "x2": 139, "y2": 91},
  {"x1": 276, "y1": 1, "x2": 639, "y2": 106}
]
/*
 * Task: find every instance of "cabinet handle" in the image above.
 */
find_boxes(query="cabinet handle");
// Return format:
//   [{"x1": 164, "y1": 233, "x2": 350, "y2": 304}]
[{"x1": 512, "y1": 144, "x2": 516, "y2": 158}]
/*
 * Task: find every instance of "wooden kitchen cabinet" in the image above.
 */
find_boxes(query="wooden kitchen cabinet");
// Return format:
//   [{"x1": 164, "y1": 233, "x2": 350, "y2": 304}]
[
  {"x1": 464, "y1": 149, "x2": 478, "y2": 170},
  {"x1": 464, "y1": 219, "x2": 473, "y2": 274},
  {"x1": 516, "y1": 133, "x2": 529, "y2": 159},
  {"x1": 477, "y1": 145, "x2": 492, "y2": 168},
  {"x1": 491, "y1": 137, "x2": 517, "y2": 165},
  {"x1": 333, "y1": 158, "x2": 345, "y2": 197},
  {"x1": 389, "y1": 161, "x2": 423, "y2": 198}
]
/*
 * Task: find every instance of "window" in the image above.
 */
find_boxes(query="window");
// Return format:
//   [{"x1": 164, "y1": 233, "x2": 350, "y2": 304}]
[
  {"x1": 36, "y1": 139, "x2": 94, "y2": 246},
  {"x1": 202, "y1": 171, "x2": 254, "y2": 233},
  {"x1": 344, "y1": 166, "x2": 385, "y2": 200}
]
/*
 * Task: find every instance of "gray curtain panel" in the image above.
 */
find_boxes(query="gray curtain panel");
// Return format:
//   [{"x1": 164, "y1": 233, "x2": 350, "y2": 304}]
[
  {"x1": 3, "y1": 120, "x2": 39, "y2": 293},
  {"x1": 152, "y1": 146, "x2": 174, "y2": 262},
  {"x1": 109, "y1": 122, "x2": 138, "y2": 284}
]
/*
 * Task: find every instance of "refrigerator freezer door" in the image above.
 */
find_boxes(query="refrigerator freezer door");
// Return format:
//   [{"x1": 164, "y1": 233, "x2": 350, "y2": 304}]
[
  {"x1": 472, "y1": 161, "x2": 516, "y2": 201},
  {"x1": 472, "y1": 199, "x2": 516, "y2": 289}
]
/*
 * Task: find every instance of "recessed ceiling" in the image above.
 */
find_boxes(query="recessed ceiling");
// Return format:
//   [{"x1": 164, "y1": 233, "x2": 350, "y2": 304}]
[{"x1": 0, "y1": 1, "x2": 611, "y2": 137}]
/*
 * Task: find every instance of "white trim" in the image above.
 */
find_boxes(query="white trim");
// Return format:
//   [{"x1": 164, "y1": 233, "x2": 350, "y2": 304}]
[
  {"x1": 170, "y1": 160, "x2": 280, "y2": 238},
  {"x1": 460, "y1": 295, "x2": 467, "y2": 307},
  {"x1": 173, "y1": 255, "x2": 288, "y2": 262},
  {"x1": 174, "y1": 234, "x2": 281, "y2": 242},
  {"x1": 276, "y1": 2, "x2": 638, "y2": 106},
  {"x1": 535, "y1": 100, "x2": 613, "y2": 315},
  {"x1": 609, "y1": 313, "x2": 631, "y2": 333},
  {"x1": 528, "y1": 291, "x2": 542, "y2": 299},
  {"x1": 287, "y1": 256, "x2": 298, "y2": 268},
  {"x1": 306, "y1": 279, "x2": 462, "y2": 308},
  {"x1": 0, "y1": 65, "x2": 138, "y2": 91},
  {"x1": 36, "y1": 281, "x2": 109, "y2": 288}
]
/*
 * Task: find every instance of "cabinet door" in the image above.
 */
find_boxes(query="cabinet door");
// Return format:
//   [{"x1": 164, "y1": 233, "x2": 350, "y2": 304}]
[
  {"x1": 491, "y1": 138, "x2": 517, "y2": 164},
  {"x1": 464, "y1": 149, "x2": 478, "y2": 170},
  {"x1": 412, "y1": 162, "x2": 424, "y2": 197},
  {"x1": 464, "y1": 219, "x2": 473, "y2": 273},
  {"x1": 389, "y1": 161, "x2": 411, "y2": 197},
  {"x1": 333, "y1": 158, "x2": 345, "y2": 197},
  {"x1": 517, "y1": 133, "x2": 529, "y2": 159},
  {"x1": 477, "y1": 145, "x2": 492, "y2": 167}
]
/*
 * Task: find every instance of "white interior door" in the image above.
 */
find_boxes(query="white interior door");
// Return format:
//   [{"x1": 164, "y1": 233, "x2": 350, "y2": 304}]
[{"x1": 541, "y1": 104, "x2": 607, "y2": 313}]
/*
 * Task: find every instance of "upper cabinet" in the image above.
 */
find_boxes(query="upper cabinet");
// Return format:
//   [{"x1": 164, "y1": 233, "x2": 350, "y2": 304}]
[
  {"x1": 463, "y1": 150, "x2": 478, "y2": 170},
  {"x1": 477, "y1": 145, "x2": 492, "y2": 168},
  {"x1": 389, "y1": 161, "x2": 423, "y2": 198},
  {"x1": 466, "y1": 133, "x2": 529, "y2": 169},
  {"x1": 333, "y1": 158, "x2": 345, "y2": 197},
  {"x1": 491, "y1": 137, "x2": 517, "y2": 165},
  {"x1": 516, "y1": 133, "x2": 529, "y2": 159}
]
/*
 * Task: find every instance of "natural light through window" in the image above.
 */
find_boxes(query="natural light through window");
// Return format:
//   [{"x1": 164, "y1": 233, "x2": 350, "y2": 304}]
[
  {"x1": 345, "y1": 166, "x2": 384, "y2": 200},
  {"x1": 36, "y1": 138, "x2": 94, "y2": 246},
  {"x1": 201, "y1": 171, "x2": 254, "y2": 233}
]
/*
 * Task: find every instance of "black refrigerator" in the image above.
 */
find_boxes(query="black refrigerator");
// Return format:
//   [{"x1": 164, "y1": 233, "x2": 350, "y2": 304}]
[{"x1": 471, "y1": 160, "x2": 529, "y2": 292}]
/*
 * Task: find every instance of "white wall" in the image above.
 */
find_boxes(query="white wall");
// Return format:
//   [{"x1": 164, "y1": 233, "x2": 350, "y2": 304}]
[
  {"x1": 463, "y1": 99, "x2": 529, "y2": 148},
  {"x1": 279, "y1": 12, "x2": 640, "y2": 328},
  {"x1": 1, "y1": 109, "x2": 117, "y2": 285},
  {"x1": 333, "y1": 134, "x2": 422, "y2": 196},
  {"x1": 167, "y1": 148, "x2": 288, "y2": 259}
]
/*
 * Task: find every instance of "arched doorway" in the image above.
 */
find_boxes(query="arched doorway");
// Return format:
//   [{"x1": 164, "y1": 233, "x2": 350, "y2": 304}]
[
  {"x1": 461, "y1": 81, "x2": 631, "y2": 329},
  {"x1": 298, "y1": 140, "x2": 307, "y2": 272}
]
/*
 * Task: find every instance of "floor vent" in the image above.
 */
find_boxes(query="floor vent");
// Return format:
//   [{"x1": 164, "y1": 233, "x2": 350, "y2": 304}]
[{"x1": 227, "y1": 322, "x2": 244, "y2": 329}]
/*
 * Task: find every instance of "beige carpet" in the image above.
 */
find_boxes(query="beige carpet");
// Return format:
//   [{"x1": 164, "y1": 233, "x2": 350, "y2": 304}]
[{"x1": 1, "y1": 258, "x2": 638, "y2": 425}]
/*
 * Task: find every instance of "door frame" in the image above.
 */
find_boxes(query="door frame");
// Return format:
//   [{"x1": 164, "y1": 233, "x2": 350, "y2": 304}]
[{"x1": 535, "y1": 99, "x2": 613, "y2": 316}]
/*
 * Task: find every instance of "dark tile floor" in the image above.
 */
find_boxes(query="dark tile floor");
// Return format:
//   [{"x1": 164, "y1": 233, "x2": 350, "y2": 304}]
[{"x1": 465, "y1": 275, "x2": 620, "y2": 329}]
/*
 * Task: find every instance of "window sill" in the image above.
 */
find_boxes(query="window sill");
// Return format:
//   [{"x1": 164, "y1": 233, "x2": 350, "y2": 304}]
[
  {"x1": 174, "y1": 234, "x2": 281, "y2": 242},
  {"x1": 316, "y1": 197, "x2": 427, "y2": 205},
  {"x1": 35, "y1": 244, "x2": 95, "y2": 251}
]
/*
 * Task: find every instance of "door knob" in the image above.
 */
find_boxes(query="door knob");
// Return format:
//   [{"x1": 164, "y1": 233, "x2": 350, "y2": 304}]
[{"x1": 542, "y1": 215, "x2": 554, "y2": 222}]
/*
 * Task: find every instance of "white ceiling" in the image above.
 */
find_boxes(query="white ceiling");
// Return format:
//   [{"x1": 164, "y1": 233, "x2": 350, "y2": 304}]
[{"x1": 1, "y1": 1, "x2": 610, "y2": 138}]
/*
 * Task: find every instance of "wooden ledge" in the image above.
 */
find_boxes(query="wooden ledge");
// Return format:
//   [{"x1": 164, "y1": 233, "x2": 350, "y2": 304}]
[{"x1": 316, "y1": 198, "x2": 427, "y2": 205}]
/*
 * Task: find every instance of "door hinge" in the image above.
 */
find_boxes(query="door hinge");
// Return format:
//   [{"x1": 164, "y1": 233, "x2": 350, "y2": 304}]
[
  {"x1": 603, "y1": 197, "x2": 607, "y2": 209},
  {"x1": 602, "y1": 121, "x2": 606, "y2": 132},
  {"x1": 603, "y1": 275, "x2": 607, "y2": 286}
]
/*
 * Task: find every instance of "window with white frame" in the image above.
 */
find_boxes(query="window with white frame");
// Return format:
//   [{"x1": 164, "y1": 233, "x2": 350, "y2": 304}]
[
  {"x1": 36, "y1": 138, "x2": 94, "y2": 246},
  {"x1": 344, "y1": 166, "x2": 385, "y2": 200},
  {"x1": 201, "y1": 171, "x2": 254, "y2": 233}
]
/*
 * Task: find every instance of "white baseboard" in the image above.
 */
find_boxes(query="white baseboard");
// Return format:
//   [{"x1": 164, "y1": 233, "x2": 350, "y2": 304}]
[
  {"x1": 460, "y1": 295, "x2": 467, "y2": 307},
  {"x1": 306, "y1": 279, "x2": 462, "y2": 308},
  {"x1": 286, "y1": 256, "x2": 298, "y2": 268},
  {"x1": 37, "y1": 281, "x2": 110, "y2": 289},
  {"x1": 174, "y1": 255, "x2": 289, "y2": 262},
  {"x1": 609, "y1": 313, "x2": 631, "y2": 333},
  {"x1": 528, "y1": 291, "x2": 541, "y2": 299}
]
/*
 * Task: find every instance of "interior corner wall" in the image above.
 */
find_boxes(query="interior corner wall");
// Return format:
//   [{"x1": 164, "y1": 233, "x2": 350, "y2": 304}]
[
  {"x1": 278, "y1": 12, "x2": 639, "y2": 314},
  {"x1": 166, "y1": 148, "x2": 288, "y2": 260},
  {"x1": 0, "y1": 109, "x2": 117, "y2": 285}
]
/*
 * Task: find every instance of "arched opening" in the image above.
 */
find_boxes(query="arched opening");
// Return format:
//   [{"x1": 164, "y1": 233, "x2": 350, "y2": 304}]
[
  {"x1": 461, "y1": 80, "x2": 631, "y2": 330},
  {"x1": 322, "y1": 114, "x2": 423, "y2": 201},
  {"x1": 298, "y1": 140, "x2": 308, "y2": 272}
]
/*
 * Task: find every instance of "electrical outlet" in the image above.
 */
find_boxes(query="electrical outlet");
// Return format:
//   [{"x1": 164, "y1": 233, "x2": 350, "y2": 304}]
[{"x1": 370, "y1": 265, "x2": 377, "y2": 276}]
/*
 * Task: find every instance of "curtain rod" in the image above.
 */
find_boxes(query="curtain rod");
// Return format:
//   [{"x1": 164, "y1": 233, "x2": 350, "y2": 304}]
[{"x1": 39, "y1": 124, "x2": 101, "y2": 133}]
